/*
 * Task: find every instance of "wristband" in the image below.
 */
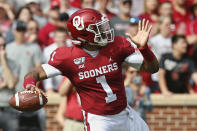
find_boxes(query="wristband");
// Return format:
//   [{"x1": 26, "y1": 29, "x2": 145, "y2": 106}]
[
  {"x1": 139, "y1": 46, "x2": 155, "y2": 62},
  {"x1": 24, "y1": 77, "x2": 36, "y2": 89}
]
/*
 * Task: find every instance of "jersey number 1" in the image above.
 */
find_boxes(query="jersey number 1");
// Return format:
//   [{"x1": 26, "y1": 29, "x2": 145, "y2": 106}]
[
  {"x1": 96, "y1": 75, "x2": 117, "y2": 103},
  {"x1": 51, "y1": 51, "x2": 56, "y2": 61}
]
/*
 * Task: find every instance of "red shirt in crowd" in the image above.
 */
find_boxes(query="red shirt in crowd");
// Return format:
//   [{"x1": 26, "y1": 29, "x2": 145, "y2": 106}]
[
  {"x1": 58, "y1": 77, "x2": 83, "y2": 121},
  {"x1": 38, "y1": 22, "x2": 57, "y2": 49},
  {"x1": 173, "y1": 8, "x2": 191, "y2": 25},
  {"x1": 139, "y1": 13, "x2": 156, "y2": 24},
  {"x1": 186, "y1": 19, "x2": 197, "y2": 36},
  {"x1": 65, "y1": 87, "x2": 83, "y2": 121}
]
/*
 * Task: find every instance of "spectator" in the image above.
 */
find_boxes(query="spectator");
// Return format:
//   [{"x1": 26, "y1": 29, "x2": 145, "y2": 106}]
[
  {"x1": 5, "y1": 21, "x2": 45, "y2": 131},
  {"x1": 6, "y1": 6, "x2": 33, "y2": 43},
  {"x1": 9, "y1": 0, "x2": 50, "y2": 14},
  {"x1": 15, "y1": 6, "x2": 33, "y2": 23},
  {"x1": 149, "y1": 16, "x2": 172, "y2": 61},
  {"x1": 39, "y1": 0, "x2": 51, "y2": 14},
  {"x1": 81, "y1": 0, "x2": 94, "y2": 9},
  {"x1": 56, "y1": 77, "x2": 84, "y2": 131},
  {"x1": 57, "y1": 13, "x2": 73, "y2": 47},
  {"x1": 94, "y1": 0, "x2": 116, "y2": 19},
  {"x1": 184, "y1": 1, "x2": 197, "y2": 69},
  {"x1": 186, "y1": 1, "x2": 197, "y2": 45},
  {"x1": 159, "y1": 1, "x2": 173, "y2": 17},
  {"x1": 102, "y1": 0, "x2": 120, "y2": 15},
  {"x1": 127, "y1": 17, "x2": 140, "y2": 37},
  {"x1": 43, "y1": 28, "x2": 67, "y2": 94},
  {"x1": 139, "y1": 0, "x2": 159, "y2": 23},
  {"x1": 38, "y1": 3, "x2": 59, "y2": 49},
  {"x1": 26, "y1": 0, "x2": 47, "y2": 28},
  {"x1": 130, "y1": 0, "x2": 144, "y2": 17},
  {"x1": 124, "y1": 66, "x2": 152, "y2": 122},
  {"x1": 26, "y1": 20, "x2": 39, "y2": 43},
  {"x1": 0, "y1": 35, "x2": 19, "y2": 131},
  {"x1": 110, "y1": 0, "x2": 132, "y2": 36},
  {"x1": 6, "y1": 21, "x2": 42, "y2": 91},
  {"x1": 57, "y1": 12, "x2": 69, "y2": 29},
  {"x1": 149, "y1": 16, "x2": 173, "y2": 93},
  {"x1": 139, "y1": 0, "x2": 159, "y2": 36},
  {"x1": 69, "y1": 0, "x2": 81, "y2": 9},
  {"x1": 158, "y1": 1, "x2": 176, "y2": 34},
  {"x1": 159, "y1": 35, "x2": 197, "y2": 95},
  {"x1": 59, "y1": 0, "x2": 78, "y2": 16},
  {"x1": 173, "y1": 0, "x2": 192, "y2": 35},
  {"x1": 42, "y1": 28, "x2": 67, "y2": 62},
  {"x1": 0, "y1": 1, "x2": 15, "y2": 37}
]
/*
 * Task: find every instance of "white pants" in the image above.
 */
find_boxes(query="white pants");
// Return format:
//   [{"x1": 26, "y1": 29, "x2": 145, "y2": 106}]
[{"x1": 82, "y1": 105, "x2": 149, "y2": 131}]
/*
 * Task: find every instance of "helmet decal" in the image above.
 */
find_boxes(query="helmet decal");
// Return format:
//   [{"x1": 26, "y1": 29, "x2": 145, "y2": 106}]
[{"x1": 73, "y1": 16, "x2": 84, "y2": 31}]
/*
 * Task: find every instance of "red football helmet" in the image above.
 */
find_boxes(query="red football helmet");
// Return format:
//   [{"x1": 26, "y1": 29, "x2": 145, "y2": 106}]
[{"x1": 67, "y1": 8, "x2": 114, "y2": 46}]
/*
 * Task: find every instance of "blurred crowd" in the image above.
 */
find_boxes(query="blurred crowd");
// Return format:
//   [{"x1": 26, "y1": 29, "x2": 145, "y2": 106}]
[{"x1": 0, "y1": 0, "x2": 197, "y2": 131}]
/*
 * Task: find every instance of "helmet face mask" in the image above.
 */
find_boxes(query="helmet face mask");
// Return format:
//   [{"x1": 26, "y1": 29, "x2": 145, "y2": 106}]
[{"x1": 86, "y1": 16, "x2": 114, "y2": 46}]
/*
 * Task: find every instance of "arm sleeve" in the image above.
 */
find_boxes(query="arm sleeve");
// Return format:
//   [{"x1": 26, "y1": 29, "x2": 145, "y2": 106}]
[
  {"x1": 121, "y1": 37, "x2": 135, "y2": 58},
  {"x1": 123, "y1": 37, "x2": 144, "y2": 69},
  {"x1": 48, "y1": 47, "x2": 68, "y2": 74},
  {"x1": 42, "y1": 64, "x2": 62, "y2": 78},
  {"x1": 124, "y1": 51, "x2": 144, "y2": 70}
]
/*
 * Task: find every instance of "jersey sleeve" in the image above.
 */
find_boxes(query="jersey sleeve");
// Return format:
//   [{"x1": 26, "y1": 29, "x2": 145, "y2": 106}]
[
  {"x1": 119, "y1": 36, "x2": 143, "y2": 69},
  {"x1": 124, "y1": 51, "x2": 144, "y2": 70},
  {"x1": 120, "y1": 36, "x2": 135, "y2": 58},
  {"x1": 48, "y1": 47, "x2": 69, "y2": 73}
]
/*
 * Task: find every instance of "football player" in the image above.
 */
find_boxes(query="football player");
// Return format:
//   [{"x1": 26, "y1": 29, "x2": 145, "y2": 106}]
[{"x1": 24, "y1": 9, "x2": 159, "y2": 131}]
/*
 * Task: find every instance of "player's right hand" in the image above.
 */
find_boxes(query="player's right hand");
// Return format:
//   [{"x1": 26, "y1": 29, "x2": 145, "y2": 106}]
[{"x1": 25, "y1": 85, "x2": 47, "y2": 98}]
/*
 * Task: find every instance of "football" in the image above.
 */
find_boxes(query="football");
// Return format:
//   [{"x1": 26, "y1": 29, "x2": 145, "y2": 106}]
[{"x1": 9, "y1": 90, "x2": 48, "y2": 112}]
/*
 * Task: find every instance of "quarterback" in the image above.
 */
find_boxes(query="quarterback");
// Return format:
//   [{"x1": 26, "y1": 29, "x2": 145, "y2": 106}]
[{"x1": 24, "y1": 9, "x2": 159, "y2": 131}]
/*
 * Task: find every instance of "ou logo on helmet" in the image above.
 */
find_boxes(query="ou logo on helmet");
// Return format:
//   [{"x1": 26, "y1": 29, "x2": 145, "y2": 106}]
[{"x1": 73, "y1": 16, "x2": 84, "y2": 31}]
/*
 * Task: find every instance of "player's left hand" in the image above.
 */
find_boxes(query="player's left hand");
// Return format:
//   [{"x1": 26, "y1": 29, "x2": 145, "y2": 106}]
[{"x1": 126, "y1": 19, "x2": 152, "y2": 48}]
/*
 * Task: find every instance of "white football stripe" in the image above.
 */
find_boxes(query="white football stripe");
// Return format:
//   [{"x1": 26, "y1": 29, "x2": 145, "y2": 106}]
[
  {"x1": 15, "y1": 93, "x2": 19, "y2": 107},
  {"x1": 39, "y1": 95, "x2": 43, "y2": 105}
]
